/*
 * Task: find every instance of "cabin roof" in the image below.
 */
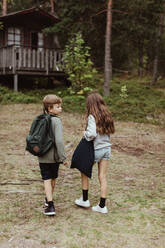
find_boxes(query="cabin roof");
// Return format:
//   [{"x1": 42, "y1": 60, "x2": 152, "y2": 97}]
[{"x1": 0, "y1": 7, "x2": 60, "y2": 28}]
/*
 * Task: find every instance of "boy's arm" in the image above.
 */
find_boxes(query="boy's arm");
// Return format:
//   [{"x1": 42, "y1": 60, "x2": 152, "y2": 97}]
[{"x1": 53, "y1": 118, "x2": 66, "y2": 163}]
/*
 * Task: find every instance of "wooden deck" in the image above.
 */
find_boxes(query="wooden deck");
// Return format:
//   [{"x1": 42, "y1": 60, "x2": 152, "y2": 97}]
[{"x1": 0, "y1": 46, "x2": 64, "y2": 76}]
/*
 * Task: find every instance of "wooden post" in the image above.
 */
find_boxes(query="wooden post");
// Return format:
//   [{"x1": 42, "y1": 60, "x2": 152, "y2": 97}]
[
  {"x1": 28, "y1": 48, "x2": 31, "y2": 68},
  {"x1": 14, "y1": 74, "x2": 18, "y2": 92},
  {"x1": 46, "y1": 49, "x2": 49, "y2": 75},
  {"x1": 23, "y1": 48, "x2": 26, "y2": 67},
  {"x1": 50, "y1": 50, "x2": 53, "y2": 69},
  {"x1": 32, "y1": 50, "x2": 35, "y2": 68},
  {"x1": 12, "y1": 46, "x2": 16, "y2": 74},
  {"x1": 41, "y1": 50, "x2": 44, "y2": 68},
  {"x1": 37, "y1": 50, "x2": 40, "y2": 68},
  {"x1": 18, "y1": 47, "x2": 22, "y2": 69},
  {"x1": 2, "y1": 48, "x2": 6, "y2": 74}
]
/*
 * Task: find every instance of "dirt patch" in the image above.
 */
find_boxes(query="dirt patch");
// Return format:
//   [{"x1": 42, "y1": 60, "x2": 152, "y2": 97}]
[
  {"x1": 112, "y1": 144, "x2": 145, "y2": 156},
  {"x1": 111, "y1": 121, "x2": 165, "y2": 164},
  {"x1": 0, "y1": 104, "x2": 165, "y2": 248}
]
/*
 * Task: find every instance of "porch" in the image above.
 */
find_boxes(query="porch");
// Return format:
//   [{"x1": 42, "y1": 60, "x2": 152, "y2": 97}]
[{"x1": 0, "y1": 46, "x2": 65, "y2": 90}]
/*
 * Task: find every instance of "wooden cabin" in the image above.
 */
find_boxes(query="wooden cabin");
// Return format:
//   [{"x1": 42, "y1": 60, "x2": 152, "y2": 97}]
[{"x1": 0, "y1": 7, "x2": 65, "y2": 90}]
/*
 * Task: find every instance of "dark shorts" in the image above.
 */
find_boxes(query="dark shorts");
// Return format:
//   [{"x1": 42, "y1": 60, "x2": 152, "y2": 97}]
[{"x1": 39, "y1": 163, "x2": 60, "y2": 180}]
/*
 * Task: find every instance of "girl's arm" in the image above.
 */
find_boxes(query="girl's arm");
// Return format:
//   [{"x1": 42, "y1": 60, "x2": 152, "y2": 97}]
[{"x1": 84, "y1": 115, "x2": 97, "y2": 141}]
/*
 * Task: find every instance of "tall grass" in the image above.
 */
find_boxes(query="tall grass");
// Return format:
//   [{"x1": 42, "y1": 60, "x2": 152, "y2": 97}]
[{"x1": 0, "y1": 78, "x2": 165, "y2": 124}]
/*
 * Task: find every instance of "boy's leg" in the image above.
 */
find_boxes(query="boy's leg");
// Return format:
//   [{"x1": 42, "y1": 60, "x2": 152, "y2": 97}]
[
  {"x1": 39, "y1": 163, "x2": 56, "y2": 215},
  {"x1": 44, "y1": 179, "x2": 55, "y2": 216},
  {"x1": 44, "y1": 179, "x2": 53, "y2": 202},
  {"x1": 45, "y1": 179, "x2": 56, "y2": 206},
  {"x1": 39, "y1": 163, "x2": 53, "y2": 201},
  {"x1": 50, "y1": 163, "x2": 59, "y2": 195},
  {"x1": 51, "y1": 179, "x2": 56, "y2": 195},
  {"x1": 44, "y1": 163, "x2": 59, "y2": 201}
]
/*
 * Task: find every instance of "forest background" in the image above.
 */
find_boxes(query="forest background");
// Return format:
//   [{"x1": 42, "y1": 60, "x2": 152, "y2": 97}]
[
  {"x1": 0, "y1": 1, "x2": 165, "y2": 248},
  {"x1": 1, "y1": 0, "x2": 165, "y2": 83},
  {"x1": 0, "y1": 0, "x2": 165, "y2": 125}
]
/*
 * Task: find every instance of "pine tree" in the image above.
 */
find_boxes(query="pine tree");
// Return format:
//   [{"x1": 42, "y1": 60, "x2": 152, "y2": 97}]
[{"x1": 104, "y1": 0, "x2": 112, "y2": 96}]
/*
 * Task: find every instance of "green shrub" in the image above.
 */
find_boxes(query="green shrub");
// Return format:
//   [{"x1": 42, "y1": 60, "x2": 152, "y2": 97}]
[
  {"x1": 0, "y1": 86, "x2": 38, "y2": 104},
  {"x1": 63, "y1": 32, "x2": 100, "y2": 94},
  {"x1": 63, "y1": 95, "x2": 85, "y2": 112},
  {"x1": 0, "y1": 77, "x2": 164, "y2": 125}
]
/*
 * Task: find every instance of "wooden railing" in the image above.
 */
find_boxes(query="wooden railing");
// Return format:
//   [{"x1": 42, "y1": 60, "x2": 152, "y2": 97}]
[{"x1": 0, "y1": 46, "x2": 64, "y2": 74}]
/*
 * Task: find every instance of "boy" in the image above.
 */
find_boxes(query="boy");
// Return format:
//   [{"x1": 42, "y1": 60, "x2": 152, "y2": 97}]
[{"x1": 39, "y1": 94, "x2": 67, "y2": 216}]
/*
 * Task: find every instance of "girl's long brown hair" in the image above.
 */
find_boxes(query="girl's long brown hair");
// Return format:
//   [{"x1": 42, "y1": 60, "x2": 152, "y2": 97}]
[{"x1": 86, "y1": 93, "x2": 115, "y2": 135}]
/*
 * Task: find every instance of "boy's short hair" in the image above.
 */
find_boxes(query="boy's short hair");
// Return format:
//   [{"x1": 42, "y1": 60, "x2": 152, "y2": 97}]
[{"x1": 43, "y1": 94, "x2": 62, "y2": 113}]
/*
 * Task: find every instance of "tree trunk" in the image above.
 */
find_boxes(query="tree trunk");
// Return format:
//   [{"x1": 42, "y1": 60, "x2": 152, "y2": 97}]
[
  {"x1": 152, "y1": 41, "x2": 159, "y2": 84},
  {"x1": 104, "y1": 0, "x2": 113, "y2": 97},
  {"x1": 138, "y1": 43, "x2": 144, "y2": 78},
  {"x1": 50, "y1": 0, "x2": 55, "y2": 14},
  {"x1": 2, "y1": 0, "x2": 7, "y2": 16},
  {"x1": 152, "y1": 13, "x2": 164, "y2": 84}
]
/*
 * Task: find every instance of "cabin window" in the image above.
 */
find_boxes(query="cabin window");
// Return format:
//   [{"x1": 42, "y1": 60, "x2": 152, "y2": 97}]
[
  {"x1": 54, "y1": 35, "x2": 60, "y2": 49},
  {"x1": 31, "y1": 32, "x2": 44, "y2": 50},
  {"x1": 31, "y1": 32, "x2": 38, "y2": 49},
  {"x1": 7, "y1": 27, "x2": 21, "y2": 46}
]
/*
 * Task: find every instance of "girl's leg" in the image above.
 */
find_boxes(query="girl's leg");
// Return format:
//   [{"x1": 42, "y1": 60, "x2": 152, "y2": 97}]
[
  {"x1": 98, "y1": 160, "x2": 108, "y2": 198},
  {"x1": 81, "y1": 173, "x2": 89, "y2": 190},
  {"x1": 75, "y1": 173, "x2": 90, "y2": 207},
  {"x1": 81, "y1": 173, "x2": 89, "y2": 201},
  {"x1": 92, "y1": 160, "x2": 109, "y2": 213}
]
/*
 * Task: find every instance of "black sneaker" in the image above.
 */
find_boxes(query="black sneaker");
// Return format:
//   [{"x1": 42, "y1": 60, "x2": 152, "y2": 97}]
[
  {"x1": 44, "y1": 201, "x2": 56, "y2": 216},
  {"x1": 44, "y1": 197, "x2": 48, "y2": 207}
]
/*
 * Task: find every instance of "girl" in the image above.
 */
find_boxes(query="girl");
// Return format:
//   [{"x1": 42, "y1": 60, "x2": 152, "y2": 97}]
[{"x1": 75, "y1": 93, "x2": 115, "y2": 214}]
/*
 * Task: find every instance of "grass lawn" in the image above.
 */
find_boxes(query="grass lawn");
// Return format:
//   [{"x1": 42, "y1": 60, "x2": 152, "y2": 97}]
[{"x1": 0, "y1": 104, "x2": 164, "y2": 248}]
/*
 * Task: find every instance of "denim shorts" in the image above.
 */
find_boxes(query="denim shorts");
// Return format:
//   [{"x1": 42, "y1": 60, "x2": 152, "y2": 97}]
[{"x1": 94, "y1": 147, "x2": 111, "y2": 163}]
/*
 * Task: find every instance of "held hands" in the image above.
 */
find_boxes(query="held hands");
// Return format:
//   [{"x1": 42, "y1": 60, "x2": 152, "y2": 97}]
[{"x1": 63, "y1": 161, "x2": 69, "y2": 167}]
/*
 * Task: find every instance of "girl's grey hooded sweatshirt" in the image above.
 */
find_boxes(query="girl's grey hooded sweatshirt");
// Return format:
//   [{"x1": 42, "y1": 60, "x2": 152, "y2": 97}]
[{"x1": 84, "y1": 115, "x2": 111, "y2": 150}]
